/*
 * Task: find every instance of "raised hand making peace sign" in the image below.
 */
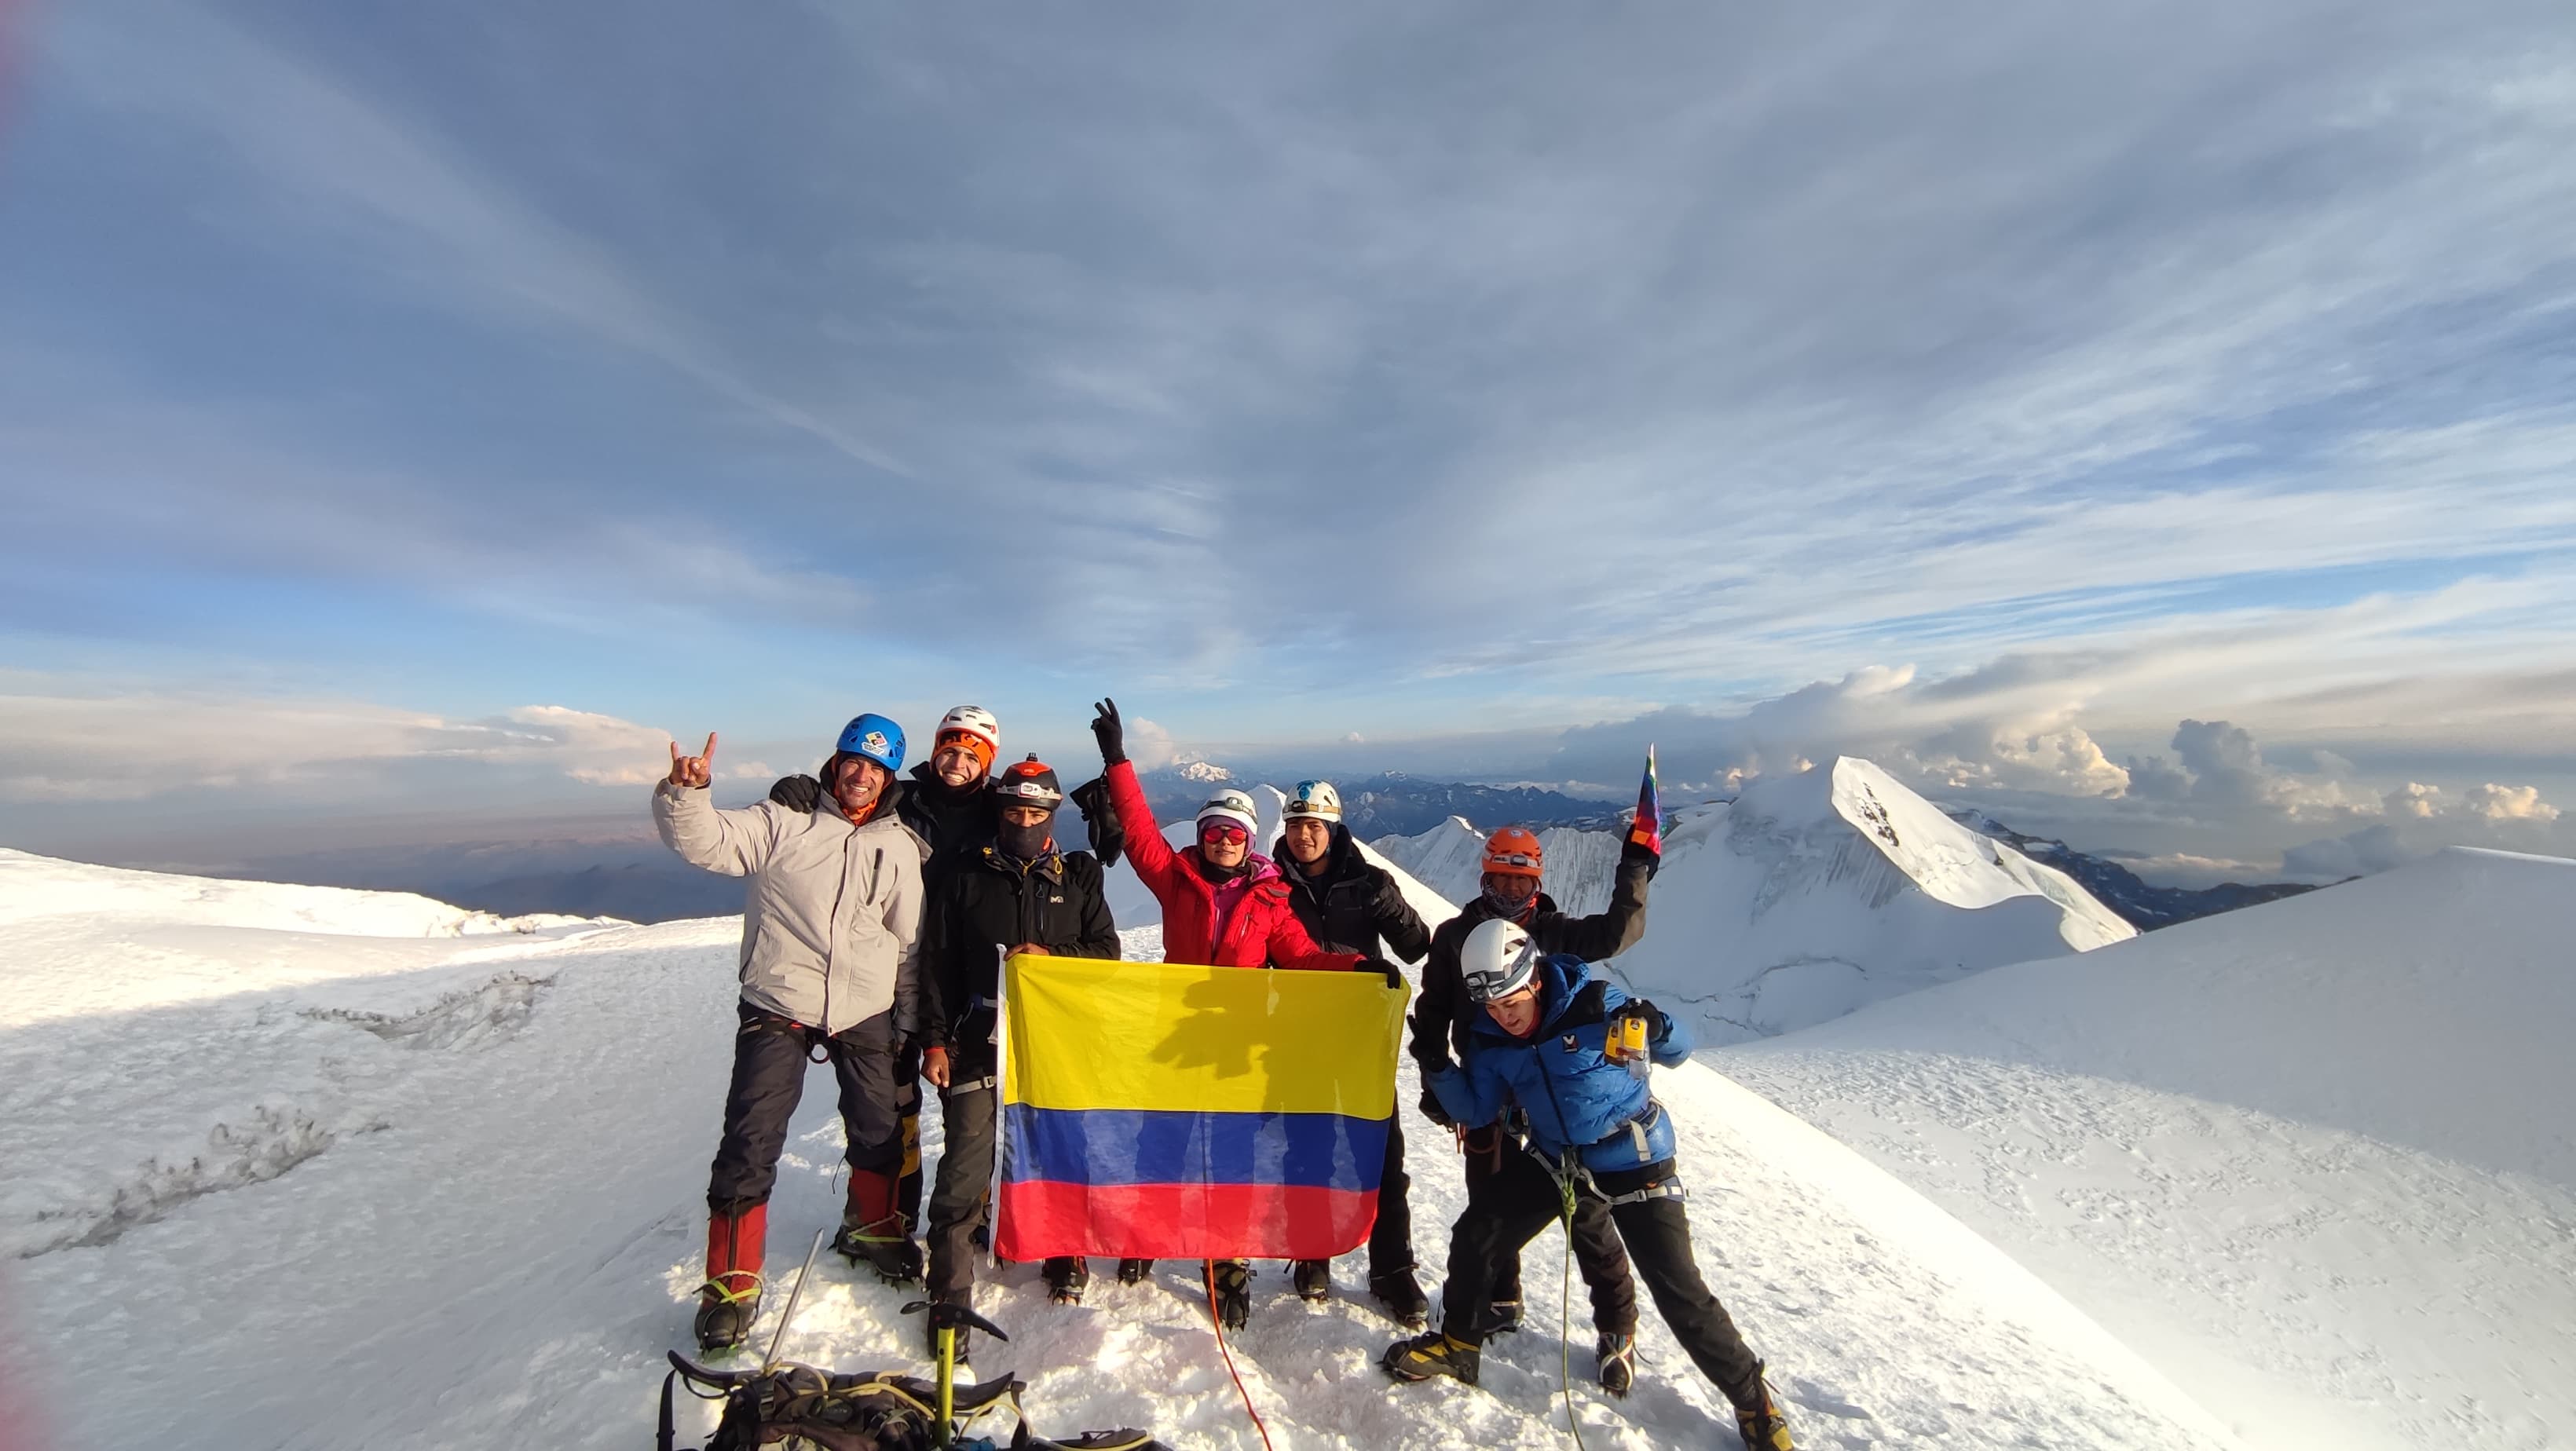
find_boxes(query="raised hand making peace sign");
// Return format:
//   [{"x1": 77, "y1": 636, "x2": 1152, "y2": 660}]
[{"x1": 668, "y1": 732, "x2": 719, "y2": 790}]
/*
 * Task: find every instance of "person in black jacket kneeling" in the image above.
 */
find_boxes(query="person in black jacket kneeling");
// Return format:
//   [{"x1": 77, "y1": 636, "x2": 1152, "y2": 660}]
[
  {"x1": 1272, "y1": 779, "x2": 1436, "y2": 1325},
  {"x1": 916, "y1": 755, "x2": 1120, "y2": 1361}
]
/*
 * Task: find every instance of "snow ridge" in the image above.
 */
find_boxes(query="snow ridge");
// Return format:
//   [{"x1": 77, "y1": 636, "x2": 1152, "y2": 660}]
[
  {"x1": 1727, "y1": 846, "x2": 2576, "y2": 1451},
  {"x1": 1374, "y1": 757, "x2": 2135, "y2": 1043}
]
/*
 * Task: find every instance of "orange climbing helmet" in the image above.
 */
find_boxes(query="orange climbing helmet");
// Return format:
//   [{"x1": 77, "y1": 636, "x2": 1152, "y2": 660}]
[{"x1": 1482, "y1": 826, "x2": 1545, "y2": 881}]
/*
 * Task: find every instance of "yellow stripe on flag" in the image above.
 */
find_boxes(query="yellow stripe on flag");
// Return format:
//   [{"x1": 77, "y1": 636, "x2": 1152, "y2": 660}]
[{"x1": 1004, "y1": 955, "x2": 1406, "y2": 1119}]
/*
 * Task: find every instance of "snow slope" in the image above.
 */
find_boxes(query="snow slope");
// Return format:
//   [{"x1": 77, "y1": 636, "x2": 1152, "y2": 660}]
[
  {"x1": 1723, "y1": 847, "x2": 2576, "y2": 1451},
  {"x1": 1375, "y1": 758, "x2": 2135, "y2": 1043},
  {"x1": 1, "y1": 850, "x2": 2234, "y2": 1449}
]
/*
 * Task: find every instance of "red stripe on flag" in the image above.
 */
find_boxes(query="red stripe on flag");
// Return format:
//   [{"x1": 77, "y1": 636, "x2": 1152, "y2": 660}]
[{"x1": 995, "y1": 1180, "x2": 1380, "y2": 1262}]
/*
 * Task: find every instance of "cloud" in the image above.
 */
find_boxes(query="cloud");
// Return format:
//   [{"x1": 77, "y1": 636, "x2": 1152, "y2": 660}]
[
  {"x1": 1122, "y1": 718, "x2": 1182, "y2": 771},
  {"x1": 2281, "y1": 779, "x2": 2560, "y2": 878},
  {"x1": 11, "y1": 1, "x2": 2576, "y2": 711},
  {"x1": 2106, "y1": 852, "x2": 2275, "y2": 890},
  {"x1": 2282, "y1": 824, "x2": 2413, "y2": 879},
  {"x1": 2461, "y1": 783, "x2": 2560, "y2": 823},
  {"x1": 2125, "y1": 718, "x2": 2377, "y2": 821},
  {"x1": 1547, "y1": 663, "x2": 2134, "y2": 801},
  {"x1": 0, "y1": 687, "x2": 726, "y2": 802},
  {"x1": 2384, "y1": 782, "x2": 2443, "y2": 819}
]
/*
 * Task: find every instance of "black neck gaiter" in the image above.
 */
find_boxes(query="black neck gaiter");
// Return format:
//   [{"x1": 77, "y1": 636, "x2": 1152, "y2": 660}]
[{"x1": 997, "y1": 819, "x2": 1053, "y2": 862}]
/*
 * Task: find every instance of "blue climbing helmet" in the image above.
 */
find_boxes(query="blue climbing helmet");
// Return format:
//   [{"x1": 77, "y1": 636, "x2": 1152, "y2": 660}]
[{"x1": 835, "y1": 713, "x2": 907, "y2": 773}]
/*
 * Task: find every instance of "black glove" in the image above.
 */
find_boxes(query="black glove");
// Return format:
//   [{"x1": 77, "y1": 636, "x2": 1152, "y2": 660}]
[
  {"x1": 769, "y1": 773, "x2": 822, "y2": 813},
  {"x1": 1619, "y1": 833, "x2": 1661, "y2": 881},
  {"x1": 1364, "y1": 957, "x2": 1405, "y2": 989},
  {"x1": 1070, "y1": 776, "x2": 1125, "y2": 867},
  {"x1": 1090, "y1": 698, "x2": 1126, "y2": 765},
  {"x1": 1417, "y1": 1087, "x2": 1457, "y2": 1131},
  {"x1": 1615, "y1": 998, "x2": 1671, "y2": 1040}
]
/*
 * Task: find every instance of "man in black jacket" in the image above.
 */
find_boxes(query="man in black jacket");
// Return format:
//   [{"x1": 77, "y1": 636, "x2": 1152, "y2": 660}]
[
  {"x1": 1411, "y1": 824, "x2": 1659, "y2": 1394},
  {"x1": 1272, "y1": 778, "x2": 1438, "y2": 1325},
  {"x1": 915, "y1": 755, "x2": 1120, "y2": 1359}
]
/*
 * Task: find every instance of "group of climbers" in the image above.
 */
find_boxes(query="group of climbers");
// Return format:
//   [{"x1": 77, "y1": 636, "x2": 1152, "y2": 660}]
[{"x1": 652, "y1": 700, "x2": 1795, "y2": 1450}]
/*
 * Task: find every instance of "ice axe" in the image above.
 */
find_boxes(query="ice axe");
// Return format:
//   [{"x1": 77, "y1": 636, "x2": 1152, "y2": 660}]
[{"x1": 899, "y1": 1297, "x2": 1011, "y2": 1445}]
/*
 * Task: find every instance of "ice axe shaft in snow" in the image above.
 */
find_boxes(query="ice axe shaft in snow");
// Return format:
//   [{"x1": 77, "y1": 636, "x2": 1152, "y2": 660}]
[
  {"x1": 763, "y1": 1226, "x2": 832, "y2": 1370},
  {"x1": 900, "y1": 1299, "x2": 1010, "y2": 1445}
]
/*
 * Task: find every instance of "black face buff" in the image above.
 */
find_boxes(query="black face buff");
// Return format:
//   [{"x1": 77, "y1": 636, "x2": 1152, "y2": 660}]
[{"x1": 997, "y1": 818, "x2": 1054, "y2": 861}]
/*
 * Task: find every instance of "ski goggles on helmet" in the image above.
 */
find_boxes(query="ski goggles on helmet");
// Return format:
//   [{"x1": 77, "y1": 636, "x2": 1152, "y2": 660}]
[{"x1": 1198, "y1": 820, "x2": 1251, "y2": 846}]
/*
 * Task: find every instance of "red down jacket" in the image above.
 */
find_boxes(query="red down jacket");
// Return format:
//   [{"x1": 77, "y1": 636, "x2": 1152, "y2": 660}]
[{"x1": 1104, "y1": 761, "x2": 1360, "y2": 972}]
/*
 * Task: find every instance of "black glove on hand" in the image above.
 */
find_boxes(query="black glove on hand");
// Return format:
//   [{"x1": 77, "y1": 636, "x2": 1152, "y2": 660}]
[
  {"x1": 1364, "y1": 957, "x2": 1405, "y2": 989},
  {"x1": 1070, "y1": 776, "x2": 1126, "y2": 867},
  {"x1": 1417, "y1": 1087, "x2": 1457, "y2": 1131},
  {"x1": 1090, "y1": 698, "x2": 1126, "y2": 766},
  {"x1": 770, "y1": 773, "x2": 822, "y2": 813},
  {"x1": 1619, "y1": 834, "x2": 1662, "y2": 880},
  {"x1": 1617, "y1": 998, "x2": 1671, "y2": 1040}
]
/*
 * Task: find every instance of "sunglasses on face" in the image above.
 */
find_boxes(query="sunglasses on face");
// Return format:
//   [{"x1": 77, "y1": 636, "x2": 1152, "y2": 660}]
[{"x1": 1198, "y1": 821, "x2": 1250, "y2": 846}]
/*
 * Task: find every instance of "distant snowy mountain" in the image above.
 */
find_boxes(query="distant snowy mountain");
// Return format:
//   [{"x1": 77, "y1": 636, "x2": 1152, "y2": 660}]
[
  {"x1": 1726, "y1": 846, "x2": 2576, "y2": 1451},
  {"x1": 1374, "y1": 757, "x2": 2136, "y2": 1043},
  {"x1": 1939, "y1": 806, "x2": 2320, "y2": 930}
]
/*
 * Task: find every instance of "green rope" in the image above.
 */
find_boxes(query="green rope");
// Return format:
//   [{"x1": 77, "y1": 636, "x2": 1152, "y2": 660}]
[{"x1": 1556, "y1": 1151, "x2": 1589, "y2": 1451}]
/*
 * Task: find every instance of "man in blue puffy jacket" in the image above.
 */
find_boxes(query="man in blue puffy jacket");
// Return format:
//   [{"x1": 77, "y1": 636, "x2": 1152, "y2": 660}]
[{"x1": 1383, "y1": 918, "x2": 1795, "y2": 1451}]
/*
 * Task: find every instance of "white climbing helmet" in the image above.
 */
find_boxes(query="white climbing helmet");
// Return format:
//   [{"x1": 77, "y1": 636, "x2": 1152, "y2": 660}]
[
  {"x1": 1195, "y1": 788, "x2": 1261, "y2": 838},
  {"x1": 935, "y1": 705, "x2": 1001, "y2": 759},
  {"x1": 1283, "y1": 780, "x2": 1343, "y2": 821},
  {"x1": 1460, "y1": 918, "x2": 1542, "y2": 1003}
]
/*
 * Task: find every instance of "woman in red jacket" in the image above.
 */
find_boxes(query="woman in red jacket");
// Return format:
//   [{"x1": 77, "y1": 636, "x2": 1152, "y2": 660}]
[{"x1": 1088, "y1": 697, "x2": 1377, "y2": 1326}]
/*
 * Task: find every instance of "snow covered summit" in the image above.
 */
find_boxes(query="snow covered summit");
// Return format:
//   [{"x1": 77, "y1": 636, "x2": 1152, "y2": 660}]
[
  {"x1": 1728, "y1": 846, "x2": 2576, "y2": 1451},
  {"x1": 1374, "y1": 756, "x2": 2135, "y2": 1043},
  {"x1": 4, "y1": 846, "x2": 2237, "y2": 1449}
]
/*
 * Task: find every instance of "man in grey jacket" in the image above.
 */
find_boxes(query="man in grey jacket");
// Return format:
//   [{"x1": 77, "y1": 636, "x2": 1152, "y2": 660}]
[{"x1": 654, "y1": 713, "x2": 927, "y2": 1352}]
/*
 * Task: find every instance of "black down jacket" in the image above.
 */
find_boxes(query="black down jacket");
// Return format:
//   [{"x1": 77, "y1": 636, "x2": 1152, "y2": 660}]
[
  {"x1": 917, "y1": 840, "x2": 1119, "y2": 1079},
  {"x1": 1272, "y1": 821, "x2": 1434, "y2": 963},
  {"x1": 1407, "y1": 846, "x2": 1654, "y2": 1076}
]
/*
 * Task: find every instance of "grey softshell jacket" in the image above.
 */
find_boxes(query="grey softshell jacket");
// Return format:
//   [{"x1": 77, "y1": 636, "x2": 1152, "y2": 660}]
[{"x1": 653, "y1": 780, "x2": 927, "y2": 1036}]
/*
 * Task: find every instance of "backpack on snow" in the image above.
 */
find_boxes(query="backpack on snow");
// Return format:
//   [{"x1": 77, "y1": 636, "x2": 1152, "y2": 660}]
[{"x1": 656, "y1": 1352, "x2": 1169, "y2": 1451}]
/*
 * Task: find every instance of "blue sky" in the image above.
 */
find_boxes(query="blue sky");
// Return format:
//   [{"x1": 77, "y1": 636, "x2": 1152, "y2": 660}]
[{"x1": 4, "y1": 1, "x2": 2574, "y2": 879}]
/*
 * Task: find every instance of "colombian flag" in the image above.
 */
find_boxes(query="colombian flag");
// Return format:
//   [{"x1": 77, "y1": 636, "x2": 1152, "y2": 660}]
[{"x1": 994, "y1": 953, "x2": 1408, "y2": 1262}]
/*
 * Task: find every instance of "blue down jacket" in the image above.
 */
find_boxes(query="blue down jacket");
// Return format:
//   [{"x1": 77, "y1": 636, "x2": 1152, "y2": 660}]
[{"x1": 1425, "y1": 952, "x2": 1692, "y2": 1175}]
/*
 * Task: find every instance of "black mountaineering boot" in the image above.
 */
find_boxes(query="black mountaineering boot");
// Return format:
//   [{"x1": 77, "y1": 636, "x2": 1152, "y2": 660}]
[
  {"x1": 1596, "y1": 1330, "x2": 1637, "y2": 1397},
  {"x1": 1382, "y1": 1331, "x2": 1480, "y2": 1386},
  {"x1": 836, "y1": 1171, "x2": 924, "y2": 1284},
  {"x1": 695, "y1": 1205, "x2": 767, "y2": 1353},
  {"x1": 1370, "y1": 1267, "x2": 1429, "y2": 1329},
  {"x1": 1045, "y1": 1256, "x2": 1090, "y2": 1305},
  {"x1": 1117, "y1": 1257, "x2": 1152, "y2": 1285},
  {"x1": 1211, "y1": 1259, "x2": 1253, "y2": 1330},
  {"x1": 1291, "y1": 1259, "x2": 1331, "y2": 1303},
  {"x1": 1484, "y1": 1298, "x2": 1524, "y2": 1336}
]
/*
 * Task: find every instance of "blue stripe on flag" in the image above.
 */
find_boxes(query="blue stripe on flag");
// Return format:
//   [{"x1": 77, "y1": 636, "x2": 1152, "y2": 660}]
[{"x1": 1001, "y1": 1105, "x2": 1389, "y2": 1193}]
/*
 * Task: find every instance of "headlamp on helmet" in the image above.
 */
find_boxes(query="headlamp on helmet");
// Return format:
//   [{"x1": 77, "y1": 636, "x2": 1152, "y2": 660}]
[{"x1": 1460, "y1": 918, "x2": 1542, "y2": 1004}]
